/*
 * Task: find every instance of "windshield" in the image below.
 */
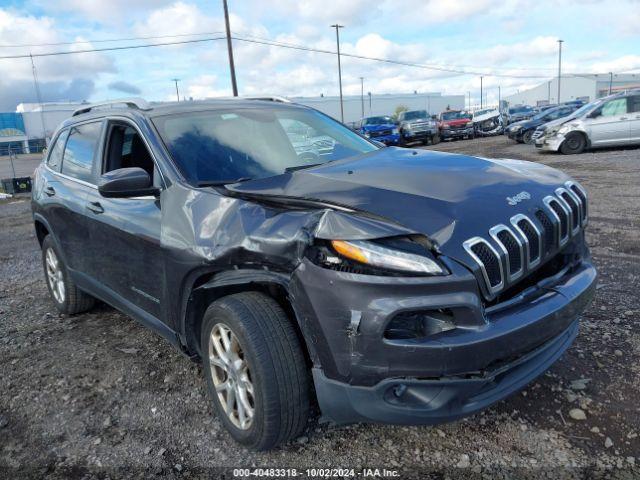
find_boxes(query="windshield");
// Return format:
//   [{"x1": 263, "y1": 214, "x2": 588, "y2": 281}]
[
  {"x1": 571, "y1": 100, "x2": 600, "y2": 118},
  {"x1": 153, "y1": 106, "x2": 378, "y2": 185},
  {"x1": 509, "y1": 106, "x2": 532, "y2": 114},
  {"x1": 403, "y1": 110, "x2": 428, "y2": 120},
  {"x1": 363, "y1": 116, "x2": 392, "y2": 125},
  {"x1": 473, "y1": 109, "x2": 494, "y2": 117},
  {"x1": 441, "y1": 110, "x2": 470, "y2": 120}
]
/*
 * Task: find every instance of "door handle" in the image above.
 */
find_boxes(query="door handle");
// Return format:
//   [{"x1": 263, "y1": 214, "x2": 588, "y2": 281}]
[
  {"x1": 43, "y1": 185, "x2": 56, "y2": 196},
  {"x1": 86, "y1": 201, "x2": 104, "y2": 214},
  {"x1": 620, "y1": 116, "x2": 628, "y2": 120}
]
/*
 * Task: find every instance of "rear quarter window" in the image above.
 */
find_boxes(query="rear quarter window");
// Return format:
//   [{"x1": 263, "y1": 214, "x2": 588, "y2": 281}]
[
  {"x1": 61, "y1": 122, "x2": 102, "y2": 183},
  {"x1": 46, "y1": 129, "x2": 69, "y2": 172}
]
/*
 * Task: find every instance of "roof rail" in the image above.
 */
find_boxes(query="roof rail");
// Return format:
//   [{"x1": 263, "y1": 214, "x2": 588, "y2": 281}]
[
  {"x1": 242, "y1": 95, "x2": 291, "y2": 103},
  {"x1": 72, "y1": 98, "x2": 151, "y2": 117},
  {"x1": 215, "y1": 95, "x2": 291, "y2": 103}
]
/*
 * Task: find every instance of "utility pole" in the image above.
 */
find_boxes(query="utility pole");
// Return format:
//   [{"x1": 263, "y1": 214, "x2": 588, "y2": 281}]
[
  {"x1": 30, "y1": 54, "x2": 47, "y2": 146},
  {"x1": 468, "y1": 91, "x2": 471, "y2": 110},
  {"x1": 368, "y1": 92, "x2": 372, "y2": 113},
  {"x1": 609, "y1": 72, "x2": 613, "y2": 95},
  {"x1": 359, "y1": 77, "x2": 364, "y2": 118},
  {"x1": 331, "y1": 24, "x2": 345, "y2": 123},
  {"x1": 171, "y1": 78, "x2": 180, "y2": 102},
  {"x1": 223, "y1": 0, "x2": 238, "y2": 96},
  {"x1": 557, "y1": 39, "x2": 563, "y2": 104},
  {"x1": 498, "y1": 85, "x2": 501, "y2": 111},
  {"x1": 480, "y1": 76, "x2": 483, "y2": 109}
]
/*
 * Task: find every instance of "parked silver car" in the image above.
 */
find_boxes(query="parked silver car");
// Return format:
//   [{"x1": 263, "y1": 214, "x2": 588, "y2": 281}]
[{"x1": 534, "y1": 90, "x2": 640, "y2": 154}]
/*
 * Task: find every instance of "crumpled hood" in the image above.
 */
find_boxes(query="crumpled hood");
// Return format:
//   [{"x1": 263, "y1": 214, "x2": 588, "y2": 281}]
[
  {"x1": 472, "y1": 110, "x2": 501, "y2": 124},
  {"x1": 228, "y1": 148, "x2": 571, "y2": 261}
]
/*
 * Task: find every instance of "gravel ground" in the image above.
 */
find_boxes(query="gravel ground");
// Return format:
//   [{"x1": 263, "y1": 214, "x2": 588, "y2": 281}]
[{"x1": 1, "y1": 136, "x2": 638, "y2": 479}]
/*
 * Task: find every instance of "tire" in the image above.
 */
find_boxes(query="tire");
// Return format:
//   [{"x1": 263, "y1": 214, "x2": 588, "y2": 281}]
[
  {"x1": 560, "y1": 132, "x2": 587, "y2": 155},
  {"x1": 398, "y1": 132, "x2": 406, "y2": 147},
  {"x1": 41, "y1": 235, "x2": 95, "y2": 315},
  {"x1": 431, "y1": 134, "x2": 440, "y2": 145},
  {"x1": 201, "y1": 292, "x2": 310, "y2": 450},
  {"x1": 522, "y1": 130, "x2": 534, "y2": 144}
]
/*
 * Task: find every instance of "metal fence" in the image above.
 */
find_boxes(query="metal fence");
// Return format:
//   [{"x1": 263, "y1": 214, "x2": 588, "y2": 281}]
[{"x1": 0, "y1": 139, "x2": 46, "y2": 156}]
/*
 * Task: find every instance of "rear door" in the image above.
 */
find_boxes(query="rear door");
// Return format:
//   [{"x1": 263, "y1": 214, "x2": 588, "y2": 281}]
[
  {"x1": 83, "y1": 119, "x2": 165, "y2": 320},
  {"x1": 628, "y1": 95, "x2": 640, "y2": 144},
  {"x1": 586, "y1": 97, "x2": 630, "y2": 146},
  {"x1": 47, "y1": 121, "x2": 104, "y2": 275}
]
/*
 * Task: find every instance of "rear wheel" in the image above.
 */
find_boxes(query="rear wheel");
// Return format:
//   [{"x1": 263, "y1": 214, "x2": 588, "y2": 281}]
[
  {"x1": 201, "y1": 292, "x2": 310, "y2": 450},
  {"x1": 41, "y1": 235, "x2": 95, "y2": 314},
  {"x1": 522, "y1": 130, "x2": 534, "y2": 144},
  {"x1": 560, "y1": 132, "x2": 586, "y2": 155}
]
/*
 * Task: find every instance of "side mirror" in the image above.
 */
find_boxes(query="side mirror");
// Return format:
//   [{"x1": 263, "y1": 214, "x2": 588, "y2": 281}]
[
  {"x1": 98, "y1": 167, "x2": 159, "y2": 198},
  {"x1": 588, "y1": 109, "x2": 601, "y2": 119}
]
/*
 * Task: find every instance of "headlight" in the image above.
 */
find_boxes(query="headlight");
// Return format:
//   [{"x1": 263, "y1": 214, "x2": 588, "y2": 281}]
[
  {"x1": 364, "y1": 132, "x2": 370, "y2": 138},
  {"x1": 392, "y1": 128, "x2": 399, "y2": 135},
  {"x1": 466, "y1": 122, "x2": 473, "y2": 127},
  {"x1": 330, "y1": 239, "x2": 446, "y2": 275},
  {"x1": 511, "y1": 125, "x2": 522, "y2": 131},
  {"x1": 558, "y1": 125, "x2": 571, "y2": 135}
]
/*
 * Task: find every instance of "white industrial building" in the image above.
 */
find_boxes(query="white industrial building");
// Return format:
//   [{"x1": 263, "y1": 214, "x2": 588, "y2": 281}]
[
  {"x1": 291, "y1": 92, "x2": 465, "y2": 124},
  {"x1": 504, "y1": 73, "x2": 640, "y2": 107}
]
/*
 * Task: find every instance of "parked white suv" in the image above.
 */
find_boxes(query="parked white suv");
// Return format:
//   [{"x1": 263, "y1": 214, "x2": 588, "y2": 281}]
[{"x1": 534, "y1": 90, "x2": 640, "y2": 154}]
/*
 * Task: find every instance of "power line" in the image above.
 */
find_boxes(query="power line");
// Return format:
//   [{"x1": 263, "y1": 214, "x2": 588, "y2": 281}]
[
  {"x1": 0, "y1": 31, "x2": 226, "y2": 48},
  {"x1": 0, "y1": 31, "x2": 637, "y2": 81},
  {"x1": 230, "y1": 35, "x2": 550, "y2": 79},
  {"x1": 0, "y1": 37, "x2": 227, "y2": 60}
]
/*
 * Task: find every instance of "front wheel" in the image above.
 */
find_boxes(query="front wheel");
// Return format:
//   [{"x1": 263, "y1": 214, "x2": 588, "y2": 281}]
[
  {"x1": 522, "y1": 130, "x2": 534, "y2": 144},
  {"x1": 201, "y1": 292, "x2": 310, "y2": 450},
  {"x1": 560, "y1": 132, "x2": 586, "y2": 155}
]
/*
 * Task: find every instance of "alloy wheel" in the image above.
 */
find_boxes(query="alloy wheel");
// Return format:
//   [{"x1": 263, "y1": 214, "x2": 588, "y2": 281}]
[
  {"x1": 45, "y1": 248, "x2": 65, "y2": 303},
  {"x1": 208, "y1": 323, "x2": 255, "y2": 430}
]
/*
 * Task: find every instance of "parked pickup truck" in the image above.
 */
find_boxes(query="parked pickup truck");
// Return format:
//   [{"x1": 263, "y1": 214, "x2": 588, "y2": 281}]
[
  {"x1": 358, "y1": 116, "x2": 400, "y2": 145},
  {"x1": 438, "y1": 110, "x2": 474, "y2": 141},
  {"x1": 397, "y1": 110, "x2": 439, "y2": 146}
]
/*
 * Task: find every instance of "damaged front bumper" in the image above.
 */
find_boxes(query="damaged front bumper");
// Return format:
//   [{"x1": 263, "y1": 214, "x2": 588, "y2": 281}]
[
  {"x1": 292, "y1": 254, "x2": 596, "y2": 425},
  {"x1": 535, "y1": 133, "x2": 565, "y2": 151}
]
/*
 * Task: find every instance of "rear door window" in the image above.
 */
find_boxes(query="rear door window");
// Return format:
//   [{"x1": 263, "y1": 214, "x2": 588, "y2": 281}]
[
  {"x1": 61, "y1": 122, "x2": 102, "y2": 183},
  {"x1": 628, "y1": 96, "x2": 640, "y2": 113},
  {"x1": 46, "y1": 129, "x2": 69, "y2": 172}
]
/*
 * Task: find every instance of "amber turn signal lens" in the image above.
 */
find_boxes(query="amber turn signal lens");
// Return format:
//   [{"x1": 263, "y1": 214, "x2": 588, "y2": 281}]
[{"x1": 330, "y1": 240, "x2": 369, "y2": 264}]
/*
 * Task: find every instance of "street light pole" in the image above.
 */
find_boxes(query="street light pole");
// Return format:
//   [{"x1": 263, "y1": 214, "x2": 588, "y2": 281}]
[
  {"x1": 480, "y1": 76, "x2": 483, "y2": 109},
  {"x1": 359, "y1": 77, "x2": 364, "y2": 119},
  {"x1": 557, "y1": 39, "x2": 563, "y2": 104},
  {"x1": 331, "y1": 24, "x2": 345, "y2": 123},
  {"x1": 223, "y1": 0, "x2": 238, "y2": 96},
  {"x1": 172, "y1": 78, "x2": 180, "y2": 101},
  {"x1": 609, "y1": 72, "x2": 613, "y2": 95}
]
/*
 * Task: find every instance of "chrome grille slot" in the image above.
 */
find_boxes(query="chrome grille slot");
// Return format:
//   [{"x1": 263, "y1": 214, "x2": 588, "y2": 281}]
[
  {"x1": 556, "y1": 187, "x2": 580, "y2": 234},
  {"x1": 463, "y1": 238, "x2": 504, "y2": 294},
  {"x1": 535, "y1": 209, "x2": 556, "y2": 255},
  {"x1": 490, "y1": 225, "x2": 523, "y2": 281},
  {"x1": 566, "y1": 181, "x2": 588, "y2": 226},
  {"x1": 544, "y1": 196, "x2": 570, "y2": 246},
  {"x1": 511, "y1": 214, "x2": 542, "y2": 268}
]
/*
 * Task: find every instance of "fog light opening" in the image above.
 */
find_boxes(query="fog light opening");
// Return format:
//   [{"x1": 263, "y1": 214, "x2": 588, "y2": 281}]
[{"x1": 384, "y1": 309, "x2": 456, "y2": 340}]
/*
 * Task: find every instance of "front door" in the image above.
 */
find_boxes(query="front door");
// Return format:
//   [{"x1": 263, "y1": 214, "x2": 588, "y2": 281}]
[
  {"x1": 84, "y1": 120, "x2": 165, "y2": 319},
  {"x1": 586, "y1": 97, "x2": 630, "y2": 146}
]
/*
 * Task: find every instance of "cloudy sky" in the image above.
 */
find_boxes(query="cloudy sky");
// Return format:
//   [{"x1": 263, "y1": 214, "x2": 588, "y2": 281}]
[{"x1": 0, "y1": 0, "x2": 639, "y2": 110}]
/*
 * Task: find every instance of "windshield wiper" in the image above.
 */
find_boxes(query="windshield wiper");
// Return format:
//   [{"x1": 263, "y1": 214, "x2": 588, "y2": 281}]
[
  {"x1": 284, "y1": 163, "x2": 322, "y2": 173},
  {"x1": 198, "y1": 177, "x2": 252, "y2": 187}
]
